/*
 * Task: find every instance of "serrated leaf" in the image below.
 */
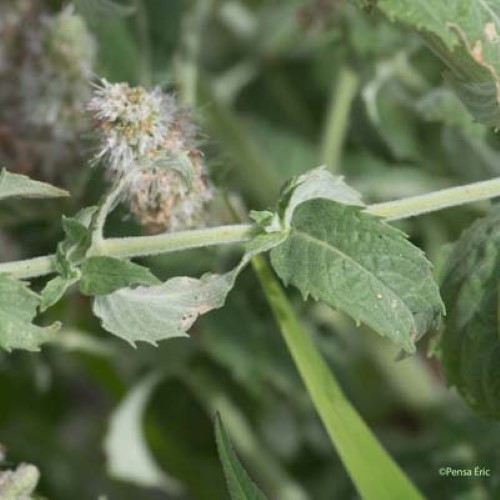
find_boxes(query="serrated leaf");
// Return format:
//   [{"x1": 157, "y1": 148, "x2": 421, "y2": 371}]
[
  {"x1": 80, "y1": 256, "x2": 160, "y2": 296},
  {"x1": 370, "y1": 0, "x2": 500, "y2": 128},
  {"x1": 253, "y1": 256, "x2": 423, "y2": 500},
  {"x1": 0, "y1": 275, "x2": 58, "y2": 351},
  {"x1": 92, "y1": 230, "x2": 283, "y2": 346},
  {"x1": 104, "y1": 373, "x2": 183, "y2": 493},
  {"x1": 270, "y1": 199, "x2": 444, "y2": 353},
  {"x1": 440, "y1": 206, "x2": 500, "y2": 419},
  {"x1": 215, "y1": 413, "x2": 268, "y2": 500},
  {"x1": 93, "y1": 270, "x2": 238, "y2": 346},
  {"x1": 0, "y1": 168, "x2": 69, "y2": 201}
]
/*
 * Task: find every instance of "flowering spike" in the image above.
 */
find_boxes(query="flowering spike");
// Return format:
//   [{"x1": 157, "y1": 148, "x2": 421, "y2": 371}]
[{"x1": 88, "y1": 80, "x2": 212, "y2": 233}]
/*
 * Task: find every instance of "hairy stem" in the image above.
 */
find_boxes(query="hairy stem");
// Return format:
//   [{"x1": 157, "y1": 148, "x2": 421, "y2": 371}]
[
  {"x1": 101, "y1": 224, "x2": 254, "y2": 258},
  {"x1": 321, "y1": 66, "x2": 359, "y2": 173},
  {"x1": 368, "y1": 176, "x2": 500, "y2": 220},
  {"x1": 0, "y1": 224, "x2": 254, "y2": 280},
  {"x1": 89, "y1": 174, "x2": 134, "y2": 252},
  {"x1": 2, "y1": 177, "x2": 500, "y2": 280},
  {"x1": 178, "y1": 0, "x2": 214, "y2": 107}
]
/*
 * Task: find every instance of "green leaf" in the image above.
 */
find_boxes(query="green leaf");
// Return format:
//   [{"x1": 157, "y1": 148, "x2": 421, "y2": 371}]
[
  {"x1": 92, "y1": 229, "x2": 284, "y2": 346},
  {"x1": 256, "y1": 167, "x2": 365, "y2": 234},
  {"x1": 252, "y1": 256, "x2": 423, "y2": 500},
  {"x1": 270, "y1": 199, "x2": 444, "y2": 353},
  {"x1": 440, "y1": 206, "x2": 500, "y2": 419},
  {"x1": 80, "y1": 256, "x2": 160, "y2": 296},
  {"x1": 104, "y1": 374, "x2": 183, "y2": 493},
  {"x1": 0, "y1": 168, "x2": 69, "y2": 200},
  {"x1": 0, "y1": 274, "x2": 58, "y2": 351},
  {"x1": 39, "y1": 207, "x2": 97, "y2": 311},
  {"x1": 275, "y1": 166, "x2": 365, "y2": 230},
  {"x1": 40, "y1": 274, "x2": 79, "y2": 312},
  {"x1": 54, "y1": 207, "x2": 97, "y2": 276},
  {"x1": 370, "y1": 0, "x2": 500, "y2": 128},
  {"x1": 93, "y1": 269, "x2": 239, "y2": 346},
  {"x1": 215, "y1": 413, "x2": 268, "y2": 500}
]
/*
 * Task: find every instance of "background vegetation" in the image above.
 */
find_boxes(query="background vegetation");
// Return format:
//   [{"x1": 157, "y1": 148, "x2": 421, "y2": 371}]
[{"x1": 1, "y1": 0, "x2": 499, "y2": 498}]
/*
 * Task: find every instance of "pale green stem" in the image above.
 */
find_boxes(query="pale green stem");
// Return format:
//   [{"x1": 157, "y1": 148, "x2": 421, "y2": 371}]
[
  {"x1": 101, "y1": 224, "x2": 254, "y2": 258},
  {"x1": 321, "y1": 66, "x2": 359, "y2": 173},
  {"x1": 251, "y1": 255, "x2": 422, "y2": 499},
  {"x1": 0, "y1": 224, "x2": 254, "y2": 280},
  {"x1": 2, "y1": 176, "x2": 500, "y2": 280},
  {"x1": 89, "y1": 174, "x2": 132, "y2": 252},
  {"x1": 134, "y1": 0, "x2": 153, "y2": 87},
  {"x1": 178, "y1": 0, "x2": 214, "y2": 107},
  {"x1": 367, "y1": 176, "x2": 500, "y2": 221},
  {"x1": 0, "y1": 255, "x2": 57, "y2": 281}
]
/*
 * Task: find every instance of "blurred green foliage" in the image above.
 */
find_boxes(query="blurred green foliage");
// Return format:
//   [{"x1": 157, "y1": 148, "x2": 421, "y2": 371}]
[{"x1": 2, "y1": 0, "x2": 500, "y2": 499}]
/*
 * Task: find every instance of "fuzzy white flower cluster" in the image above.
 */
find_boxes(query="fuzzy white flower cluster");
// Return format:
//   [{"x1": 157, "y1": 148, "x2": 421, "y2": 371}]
[
  {"x1": 88, "y1": 80, "x2": 212, "y2": 233},
  {"x1": 88, "y1": 80, "x2": 177, "y2": 174}
]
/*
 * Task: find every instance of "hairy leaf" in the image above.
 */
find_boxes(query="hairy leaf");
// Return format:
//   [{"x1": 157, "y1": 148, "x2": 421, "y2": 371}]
[
  {"x1": 54, "y1": 207, "x2": 97, "y2": 277},
  {"x1": 0, "y1": 168, "x2": 68, "y2": 200},
  {"x1": 80, "y1": 256, "x2": 160, "y2": 296},
  {"x1": 270, "y1": 199, "x2": 444, "y2": 353},
  {"x1": 40, "y1": 207, "x2": 98, "y2": 311},
  {"x1": 0, "y1": 275, "x2": 58, "y2": 351},
  {"x1": 440, "y1": 206, "x2": 500, "y2": 419},
  {"x1": 278, "y1": 167, "x2": 365, "y2": 227},
  {"x1": 215, "y1": 413, "x2": 268, "y2": 500},
  {"x1": 92, "y1": 229, "x2": 284, "y2": 346},
  {"x1": 93, "y1": 270, "x2": 239, "y2": 346},
  {"x1": 368, "y1": 0, "x2": 500, "y2": 128},
  {"x1": 40, "y1": 274, "x2": 79, "y2": 312},
  {"x1": 265, "y1": 167, "x2": 364, "y2": 232}
]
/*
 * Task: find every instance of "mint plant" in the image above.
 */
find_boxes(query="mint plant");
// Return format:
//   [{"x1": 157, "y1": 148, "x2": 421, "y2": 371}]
[{"x1": 2, "y1": 1, "x2": 500, "y2": 499}]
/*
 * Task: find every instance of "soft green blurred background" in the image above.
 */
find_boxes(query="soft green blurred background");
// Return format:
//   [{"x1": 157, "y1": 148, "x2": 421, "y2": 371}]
[{"x1": 1, "y1": 1, "x2": 500, "y2": 498}]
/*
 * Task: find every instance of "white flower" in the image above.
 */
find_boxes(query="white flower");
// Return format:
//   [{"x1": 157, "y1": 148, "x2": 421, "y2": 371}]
[
  {"x1": 88, "y1": 80, "x2": 182, "y2": 174},
  {"x1": 88, "y1": 80, "x2": 213, "y2": 232}
]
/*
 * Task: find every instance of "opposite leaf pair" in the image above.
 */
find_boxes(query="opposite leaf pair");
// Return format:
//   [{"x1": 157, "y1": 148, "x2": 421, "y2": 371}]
[{"x1": 88, "y1": 167, "x2": 444, "y2": 355}]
